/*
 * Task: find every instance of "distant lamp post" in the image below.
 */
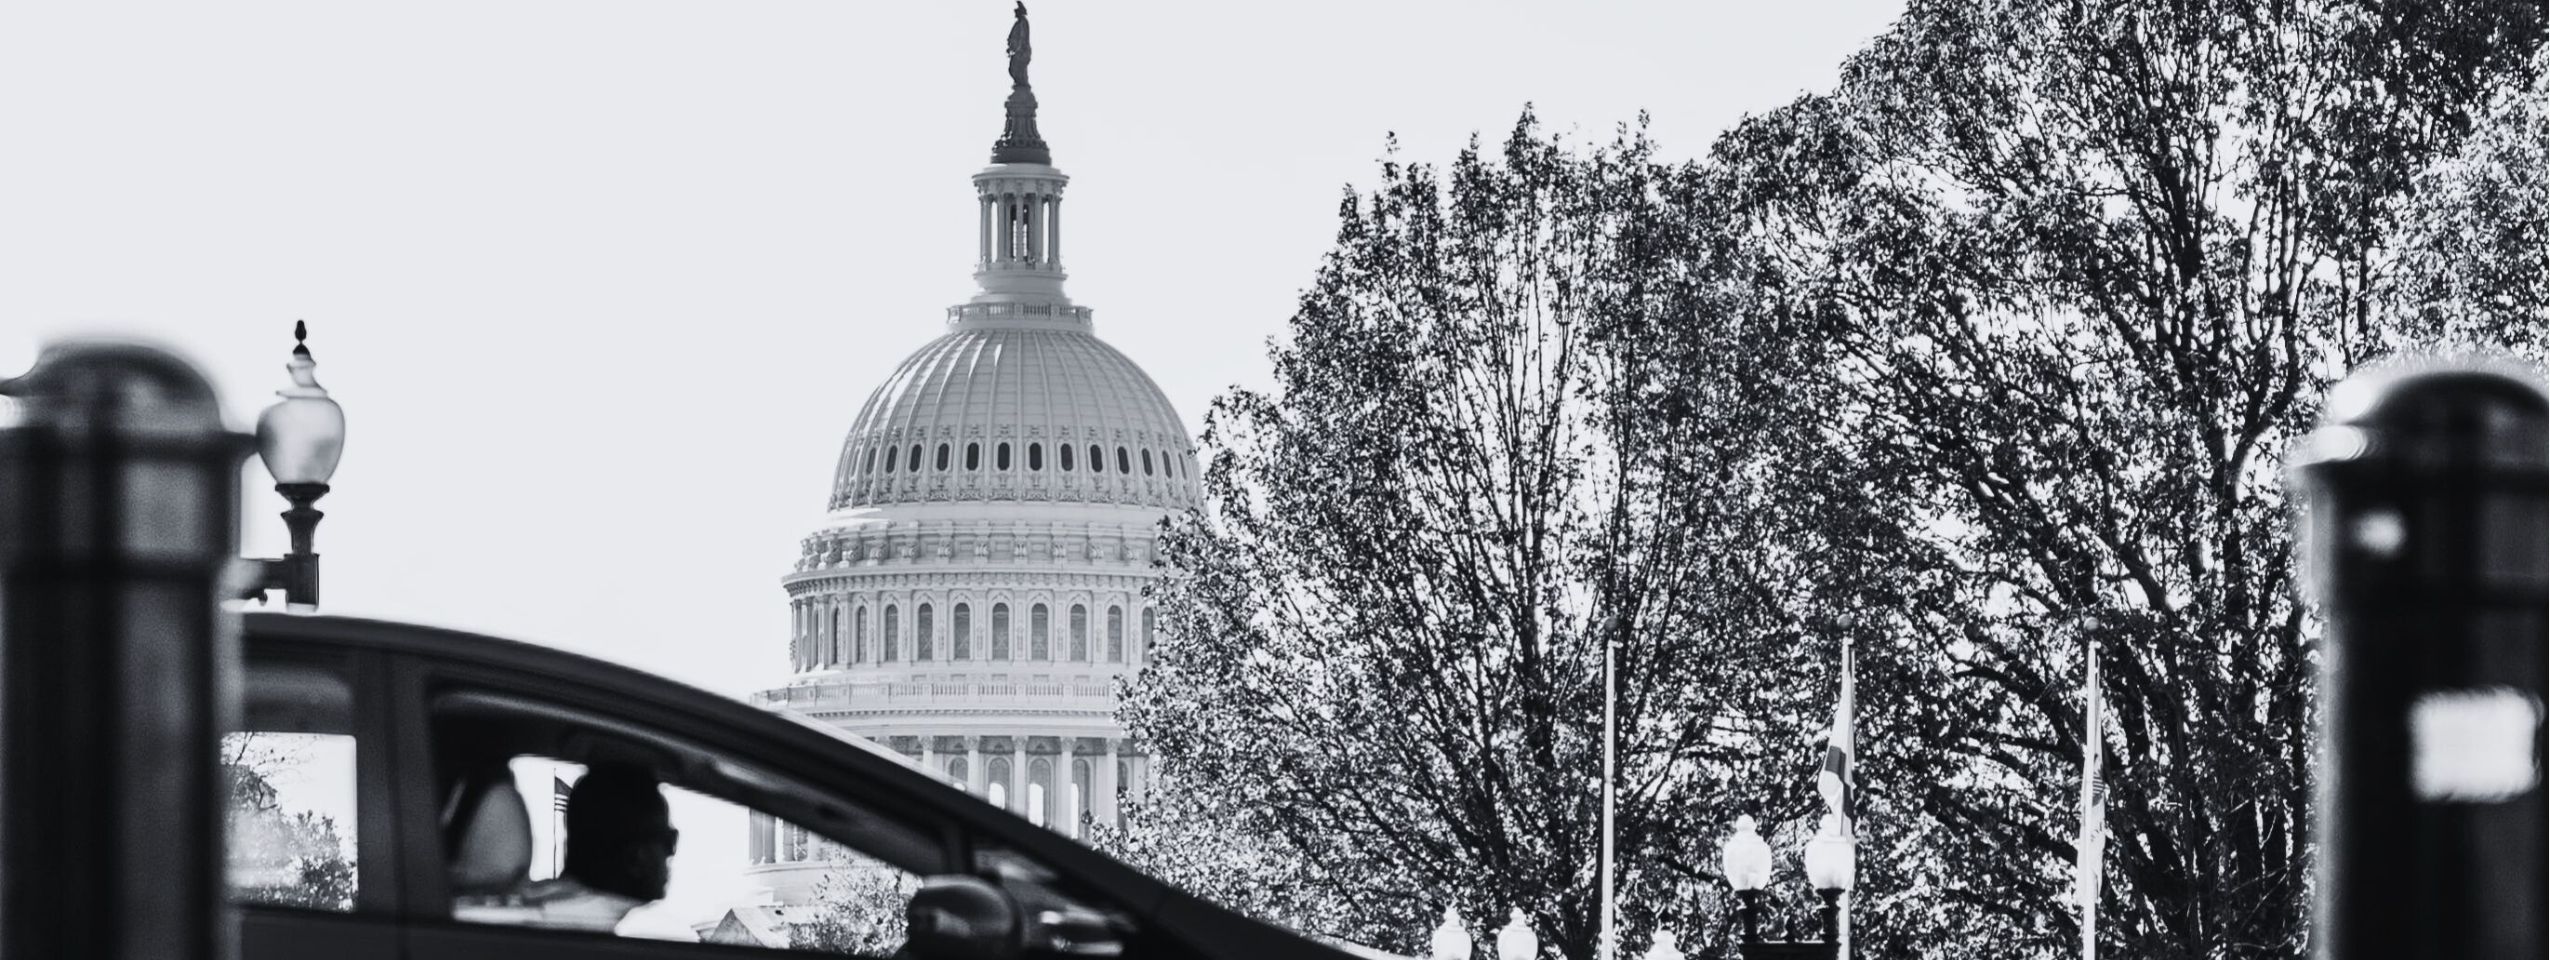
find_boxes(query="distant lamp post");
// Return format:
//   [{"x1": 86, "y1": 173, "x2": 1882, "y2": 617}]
[
  {"x1": 236, "y1": 321, "x2": 344, "y2": 610},
  {"x1": 1718, "y1": 814, "x2": 1849, "y2": 960},
  {"x1": 1431, "y1": 907, "x2": 1473, "y2": 960},
  {"x1": 1720, "y1": 815, "x2": 1775, "y2": 944},
  {"x1": 1799, "y1": 814, "x2": 1855, "y2": 943},
  {"x1": 1496, "y1": 909, "x2": 1539, "y2": 960}
]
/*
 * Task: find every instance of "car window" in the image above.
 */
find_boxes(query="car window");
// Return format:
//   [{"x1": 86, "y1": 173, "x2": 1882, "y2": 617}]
[
  {"x1": 426, "y1": 693, "x2": 939, "y2": 955},
  {"x1": 224, "y1": 665, "x2": 359, "y2": 913}
]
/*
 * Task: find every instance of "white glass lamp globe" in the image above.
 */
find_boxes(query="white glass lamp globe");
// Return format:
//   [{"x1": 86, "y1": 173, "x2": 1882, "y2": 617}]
[
  {"x1": 1641, "y1": 930, "x2": 1683, "y2": 960},
  {"x1": 1430, "y1": 906, "x2": 1472, "y2": 960},
  {"x1": 1801, "y1": 813, "x2": 1856, "y2": 892},
  {"x1": 1495, "y1": 908, "x2": 1537, "y2": 960},
  {"x1": 1719, "y1": 815, "x2": 1775, "y2": 892},
  {"x1": 254, "y1": 322, "x2": 344, "y2": 487}
]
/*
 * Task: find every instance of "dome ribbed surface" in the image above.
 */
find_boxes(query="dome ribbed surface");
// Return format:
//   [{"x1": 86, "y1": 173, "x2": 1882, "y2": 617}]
[{"x1": 829, "y1": 327, "x2": 1199, "y2": 511}]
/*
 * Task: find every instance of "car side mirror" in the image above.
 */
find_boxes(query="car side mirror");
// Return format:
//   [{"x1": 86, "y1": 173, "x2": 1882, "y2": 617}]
[{"x1": 906, "y1": 875, "x2": 1025, "y2": 960}]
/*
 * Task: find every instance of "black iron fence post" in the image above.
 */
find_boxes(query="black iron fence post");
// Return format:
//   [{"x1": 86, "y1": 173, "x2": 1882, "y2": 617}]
[
  {"x1": 2297, "y1": 364, "x2": 2547, "y2": 960},
  {"x1": 0, "y1": 342, "x2": 250, "y2": 960}
]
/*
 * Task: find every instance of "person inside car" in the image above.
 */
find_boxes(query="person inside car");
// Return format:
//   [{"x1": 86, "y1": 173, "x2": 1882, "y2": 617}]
[{"x1": 515, "y1": 763, "x2": 680, "y2": 933}]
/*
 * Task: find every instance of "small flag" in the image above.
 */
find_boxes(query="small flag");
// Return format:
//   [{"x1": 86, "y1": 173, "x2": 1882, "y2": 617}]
[
  {"x1": 553, "y1": 776, "x2": 573, "y2": 814},
  {"x1": 1816, "y1": 639, "x2": 1857, "y2": 834},
  {"x1": 2076, "y1": 632, "x2": 2107, "y2": 959}
]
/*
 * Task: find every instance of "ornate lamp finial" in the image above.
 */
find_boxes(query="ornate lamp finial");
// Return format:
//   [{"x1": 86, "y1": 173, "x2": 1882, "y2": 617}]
[{"x1": 292, "y1": 319, "x2": 312, "y2": 359}]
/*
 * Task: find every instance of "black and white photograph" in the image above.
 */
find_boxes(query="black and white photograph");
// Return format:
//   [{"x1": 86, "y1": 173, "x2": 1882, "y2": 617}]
[{"x1": 1, "y1": 2, "x2": 2544, "y2": 959}]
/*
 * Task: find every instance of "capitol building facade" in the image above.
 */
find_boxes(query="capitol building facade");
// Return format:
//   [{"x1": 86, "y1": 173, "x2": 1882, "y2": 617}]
[{"x1": 739, "y1": 10, "x2": 1196, "y2": 906}]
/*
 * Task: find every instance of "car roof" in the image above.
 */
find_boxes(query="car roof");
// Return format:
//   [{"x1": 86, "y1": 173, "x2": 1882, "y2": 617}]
[
  {"x1": 242, "y1": 611, "x2": 923, "y2": 769},
  {"x1": 239, "y1": 611, "x2": 1373, "y2": 960}
]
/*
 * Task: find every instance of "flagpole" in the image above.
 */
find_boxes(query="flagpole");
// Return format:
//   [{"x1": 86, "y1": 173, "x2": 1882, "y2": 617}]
[
  {"x1": 1839, "y1": 637, "x2": 1853, "y2": 959},
  {"x1": 2077, "y1": 630, "x2": 2104, "y2": 960},
  {"x1": 1815, "y1": 631, "x2": 1858, "y2": 960},
  {"x1": 1598, "y1": 613, "x2": 1618, "y2": 960}
]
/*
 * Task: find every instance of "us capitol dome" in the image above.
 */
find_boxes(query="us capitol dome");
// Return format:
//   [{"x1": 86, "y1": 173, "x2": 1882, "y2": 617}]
[{"x1": 742, "y1": 4, "x2": 1197, "y2": 904}]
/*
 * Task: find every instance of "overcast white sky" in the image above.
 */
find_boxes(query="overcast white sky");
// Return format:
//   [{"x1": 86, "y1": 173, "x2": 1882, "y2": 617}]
[{"x1": 1, "y1": 0, "x2": 1902, "y2": 696}]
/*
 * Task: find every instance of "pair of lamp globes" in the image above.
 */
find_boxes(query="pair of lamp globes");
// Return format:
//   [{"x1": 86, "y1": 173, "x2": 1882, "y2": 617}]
[
  {"x1": 237, "y1": 321, "x2": 345, "y2": 611},
  {"x1": 1720, "y1": 814, "x2": 1855, "y2": 945}
]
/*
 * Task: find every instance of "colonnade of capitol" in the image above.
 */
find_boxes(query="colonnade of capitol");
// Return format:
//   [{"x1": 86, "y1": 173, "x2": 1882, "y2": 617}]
[{"x1": 741, "y1": 2, "x2": 1195, "y2": 907}]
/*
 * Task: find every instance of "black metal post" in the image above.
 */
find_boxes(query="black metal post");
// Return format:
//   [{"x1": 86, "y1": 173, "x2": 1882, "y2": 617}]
[
  {"x1": 0, "y1": 342, "x2": 250, "y2": 960},
  {"x1": 234, "y1": 482, "x2": 325, "y2": 609},
  {"x1": 273, "y1": 481, "x2": 325, "y2": 608},
  {"x1": 1814, "y1": 890, "x2": 1840, "y2": 945},
  {"x1": 1730, "y1": 889, "x2": 1840, "y2": 960},
  {"x1": 2297, "y1": 365, "x2": 2547, "y2": 960},
  {"x1": 1734, "y1": 890, "x2": 1761, "y2": 947}
]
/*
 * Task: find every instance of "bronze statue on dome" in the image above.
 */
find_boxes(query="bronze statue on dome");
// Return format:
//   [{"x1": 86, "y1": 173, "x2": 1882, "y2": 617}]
[{"x1": 1006, "y1": 3, "x2": 1032, "y2": 88}]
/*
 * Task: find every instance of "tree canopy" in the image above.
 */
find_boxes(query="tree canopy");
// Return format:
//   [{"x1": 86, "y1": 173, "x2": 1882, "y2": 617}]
[{"x1": 1125, "y1": 2, "x2": 2546, "y2": 958}]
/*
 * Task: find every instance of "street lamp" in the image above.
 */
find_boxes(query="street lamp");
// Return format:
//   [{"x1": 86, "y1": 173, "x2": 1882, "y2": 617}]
[
  {"x1": 1496, "y1": 909, "x2": 1539, "y2": 960},
  {"x1": 1799, "y1": 814, "x2": 1855, "y2": 944},
  {"x1": 1718, "y1": 814, "x2": 1852, "y2": 960},
  {"x1": 1430, "y1": 907, "x2": 1473, "y2": 960},
  {"x1": 236, "y1": 321, "x2": 344, "y2": 610},
  {"x1": 1720, "y1": 815, "x2": 1774, "y2": 944}
]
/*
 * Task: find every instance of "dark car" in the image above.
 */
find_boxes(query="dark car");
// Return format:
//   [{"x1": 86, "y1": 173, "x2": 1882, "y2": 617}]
[{"x1": 230, "y1": 611, "x2": 1379, "y2": 960}]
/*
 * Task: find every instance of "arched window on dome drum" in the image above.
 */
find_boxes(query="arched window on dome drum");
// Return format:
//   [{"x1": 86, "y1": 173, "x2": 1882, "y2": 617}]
[
  {"x1": 1107, "y1": 606, "x2": 1124, "y2": 662},
  {"x1": 1028, "y1": 443, "x2": 1042, "y2": 471},
  {"x1": 907, "y1": 445, "x2": 922, "y2": 472},
  {"x1": 1141, "y1": 450, "x2": 1154, "y2": 475},
  {"x1": 916, "y1": 603, "x2": 935, "y2": 661},
  {"x1": 828, "y1": 606, "x2": 843, "y2": 666},
  {"x1": 1140, "y1": 608, "x2": 1155, "y2": 664},
  {"x1": 946, "y1": 757, "x2": 969, "y2": 792},
  {"x1": 1010, "y1": 197, "x2": 1033, "y2": 264},
  {"x1": 1069, "y1": 604, "x2": 1089, "y2": 661},
  {"x1": 855, "y1": 608, "x2": 869, "y2": 663},
  {"x1": 1059, "y1": 444, "x2": 1074, "y2": 472},
  {"x1": 935, "y1": 444, "x2": 950, "y2": 472},
  {"x1": 991, "y1": 603, "x2": 1011, "y2": 660},
  {"x1": 883, "y1": 605, "x2": 900, "y2": 662},
  {"x1": 883, "y1": 447, "x2": 896, "y2": 474},
  {"x1": 1089, "y1": 445, "x2": 1104, "y2": 473},
  {"x1": 966, "y1": 443, "x2": 980, "y2": 471},
  {"x1": 987, "y1": 758, "x2": 1011, "y2": 810},
  {"x1": 864, "y1": 447, "x2": 876, "y2": 474},
  {"x1": 1117, "y1": 447, "x2": 1131, "y2": 474},
  {"x1": 997, "y1": 442, "x2": 1012, "y2": 471},
  {"x1": 1030, "y1": 604, "x2": 1050, "y2": 660},
  {"x1": 952, "y1": 603, "x2": 972, "y2": 660}
]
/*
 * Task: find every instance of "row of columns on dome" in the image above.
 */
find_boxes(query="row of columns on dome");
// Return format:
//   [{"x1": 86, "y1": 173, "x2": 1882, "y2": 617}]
[
  {"x1": 787, "y1": 598, "x2": 1156, "y2": 671},
  {"x1": 980, "y1": 182, "x2": 1062, "y2": 270},
  {"x1": 744, "y1": 734, "x2": 1147, "y2": 854}
]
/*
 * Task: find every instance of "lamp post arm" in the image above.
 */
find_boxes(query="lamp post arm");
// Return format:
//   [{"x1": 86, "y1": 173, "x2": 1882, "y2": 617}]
[{"x1": 233, "y1": 482, "x2": 327, "y2": 609}]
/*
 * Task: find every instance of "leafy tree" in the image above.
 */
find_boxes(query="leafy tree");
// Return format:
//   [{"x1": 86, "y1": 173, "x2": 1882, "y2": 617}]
[
  {"x1": 2385, "y1": 47, "x2": 2550, "y2": 366},
  {"x1": 1700, "y1": 0, "x2": 2546, "y2": 956},
  {"x1": 1124, "y1": 115, "x2": 1853, "y2": 960},
  {"x1": 1085, "y1": 793, "x2": 1368, "y2": 940},
  {"x1": 221, "y1": 733, "x2": 356, "y2": 912},
  {"x1": 788, "y1": 857, "x2": 918, "y2": 955}
]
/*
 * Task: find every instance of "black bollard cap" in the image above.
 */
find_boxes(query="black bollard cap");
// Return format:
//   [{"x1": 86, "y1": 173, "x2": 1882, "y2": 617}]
[
  {"x1": 2297, "y1": 363, "x2": 2547, "y2": 474},
  {"x1": 0, "y1": 340, "x2": 227, "y2": 436}
]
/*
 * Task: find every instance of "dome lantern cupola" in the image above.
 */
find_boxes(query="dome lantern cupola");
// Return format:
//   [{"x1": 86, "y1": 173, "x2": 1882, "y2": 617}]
[{"x1": 966, "y1": 3, "x2": 1082, "y2": 326}]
